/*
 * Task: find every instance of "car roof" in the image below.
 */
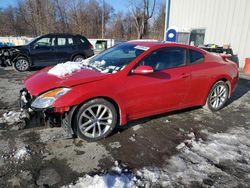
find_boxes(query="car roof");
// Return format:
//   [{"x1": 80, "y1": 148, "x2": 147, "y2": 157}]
[
  {"x1": 128, "y1": 40, "x2": 207, "y2": 54},
  {"x1": 43, "y1": 33, "x2": 86, "y2": 38}
]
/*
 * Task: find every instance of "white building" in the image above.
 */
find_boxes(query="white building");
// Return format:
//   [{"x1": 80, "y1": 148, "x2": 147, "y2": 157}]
[{"x1": 169, "y1": 0, "x2": 250, "y2": 68}]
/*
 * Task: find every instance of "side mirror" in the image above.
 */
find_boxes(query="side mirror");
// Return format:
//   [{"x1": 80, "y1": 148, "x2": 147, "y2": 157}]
[{"x1": 133, "y1": 65, "x2": 154, "y2": 74}]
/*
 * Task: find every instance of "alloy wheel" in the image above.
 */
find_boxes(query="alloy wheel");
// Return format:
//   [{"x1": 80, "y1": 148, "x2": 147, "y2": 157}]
[
  {"x1": 209, "y1": 84, "x2": 228, "y2": 109},
  {"x1": 74, "y1": 57, "x2": 84, "y2": 62},
  {"x1": 15, "y1": 59, "x2": 29, "y2": 71},
  {"x1": 78, "y1": 104, "x2": 113, "y2": 138}
]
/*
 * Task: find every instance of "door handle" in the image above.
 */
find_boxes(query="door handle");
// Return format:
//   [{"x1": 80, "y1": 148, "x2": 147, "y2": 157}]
[{"x1": 181, "y1": 73, "x2": 191, "y2": 78}]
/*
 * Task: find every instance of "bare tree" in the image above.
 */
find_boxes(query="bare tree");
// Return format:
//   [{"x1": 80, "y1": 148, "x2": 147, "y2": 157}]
[
  {"x1": 107, "y1": 12, "x2": 125, "y2": 39},
  {"x1": 151, "y1": 0, "x2": 165, "y2": 40},
  {"x1": 130, "y1": 0, "x2": 156, "y2": 39},
  {"x1": 0, "y1": 0, "x2": 162, "y2": 40}
]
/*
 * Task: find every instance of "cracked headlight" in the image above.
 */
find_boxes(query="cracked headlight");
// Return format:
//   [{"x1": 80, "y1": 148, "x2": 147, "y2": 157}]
[{"x1": 31, "y1": 88, "x2": 71, "y2": 109}]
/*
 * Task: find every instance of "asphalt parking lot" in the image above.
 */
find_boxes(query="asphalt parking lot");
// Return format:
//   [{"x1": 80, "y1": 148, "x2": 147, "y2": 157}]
[{"x1": 0, "y1": 67, "x2": 249, "y2": 187}]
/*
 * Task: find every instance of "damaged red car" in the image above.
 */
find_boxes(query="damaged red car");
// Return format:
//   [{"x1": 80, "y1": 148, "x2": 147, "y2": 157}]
[{"x1": 21, "y1": 41, "x2": 238, "y2": 141}]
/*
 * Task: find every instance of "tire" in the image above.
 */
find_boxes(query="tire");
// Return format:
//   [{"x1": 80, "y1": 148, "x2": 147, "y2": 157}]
[
  {"x1": 13, "y1": 57, "x2": 30, "y2": 72},
  {"x1": 74, "y1": 98, "x2": 118, "y2": 141},
  {"x1": 204, "y1": 81, "x2": 229, "y2": 111},
  {"x1": 73, "y1": 55, "x2": 85, "y2": 62}
]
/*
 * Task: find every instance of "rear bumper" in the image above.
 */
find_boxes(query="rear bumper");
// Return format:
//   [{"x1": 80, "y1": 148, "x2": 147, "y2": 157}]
[
  {"x1": 85, "y1": 49, "x2": 95, "y2": 58},
  {"x1": 20, "y1": 88, "x2": 75, "y2": 137}
]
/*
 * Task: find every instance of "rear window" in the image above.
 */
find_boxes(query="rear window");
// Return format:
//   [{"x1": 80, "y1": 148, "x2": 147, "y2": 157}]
[
  {"x1": 189, "y1": 49, "x2": 204, "y2": 64},
  {"x1": 78, "y1": 37, "x2": 89, "y2": 44}
]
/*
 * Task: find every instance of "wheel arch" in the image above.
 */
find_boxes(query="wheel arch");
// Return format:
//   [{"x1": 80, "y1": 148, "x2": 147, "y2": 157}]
[
  {"x1": 13, "y1": 54, "x2": 31, "y2": 64},
  {"x1": 70, "y1": 53, "x2": 86, "y2": 61},
  {"x1": 70, "y1": 96, "x2": 127, "y2": 134},
  {"x1": 203, "y1": 77, "x2": 231, "y2": 106}
]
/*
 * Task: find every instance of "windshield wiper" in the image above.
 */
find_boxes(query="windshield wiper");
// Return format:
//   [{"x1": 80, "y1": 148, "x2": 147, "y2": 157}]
[{"x1": 84, "y1": 63, "x2": 102, "y2": 72}]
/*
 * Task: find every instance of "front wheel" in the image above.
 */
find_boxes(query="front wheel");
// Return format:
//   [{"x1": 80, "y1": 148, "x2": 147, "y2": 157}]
[
  {"x1": 74, "y1": 99, "x2": 118, "y2": 141},
  {"x1": 204, "y1": 81, "x2": 229, "y2": 111},
  {"x1": 13, "y1": 57, "x2": 30, "y2": 72}
]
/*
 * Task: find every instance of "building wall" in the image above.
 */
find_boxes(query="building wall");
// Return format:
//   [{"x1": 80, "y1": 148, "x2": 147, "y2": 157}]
[{"x1": 169, "y1": 0, "x2": 250, "y2": 67}]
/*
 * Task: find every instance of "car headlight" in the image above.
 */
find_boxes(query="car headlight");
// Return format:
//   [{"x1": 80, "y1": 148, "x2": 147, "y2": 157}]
[{"x1": 31, "y1": 88, "x2": 71, "y2": 109}]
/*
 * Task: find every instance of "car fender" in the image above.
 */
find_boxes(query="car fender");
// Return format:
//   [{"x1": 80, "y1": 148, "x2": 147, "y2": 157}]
[
  {"x1": 13, "y1": 53, "x2": 31, "y2": 65},
  {"x1": 53, "y1": 85, "x2": 128, "y2": 125},
  {"x1": 202, "y1": 74, "x2": 233, "y2": 105},
  {"x1": 213, "y1": 74, "x2": 233, "y2": 96}
]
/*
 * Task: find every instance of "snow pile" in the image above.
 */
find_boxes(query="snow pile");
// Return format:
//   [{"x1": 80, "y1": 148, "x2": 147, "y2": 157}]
[
  {"x1": 66, "y1": 174, "x2": 135, "y2": 188},
  {"x1": 48, "y1": 61, "x2": 87, "y2": 77},
  {"x1": 48, "y1": 57, "x2": 95, "y2": 77},
  {"x1": 0, "y1": 110, "x2": 28, "y2": 126},
  {"x1": 63, "y1": 126, "x2": 250, "y2": 187},
  {"x1": 2, "y1": 146, "x2": 32, "y2": 162},
  {"x1": 14, "y1": 146, "x2": 32, "y2": 160},
  {"x1": 48, "y1": 58, "x2": 124, "y2": 77},
  {"x1": 63, "y1": 161, "x2": 136, "y2": 188}
]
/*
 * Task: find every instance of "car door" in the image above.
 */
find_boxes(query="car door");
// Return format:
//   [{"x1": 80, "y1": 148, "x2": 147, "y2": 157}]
[
  {"x1": 55, "y1": 37, "x2": 75, "y2": 63},
  {"x1": 120, "y1": 47, "x2": 192, "y2": 119},
  {"x1": 30, "y1": 36, "x2": 57, "y2": 66},
  {"x1": 183, "y1": 49, "x2": 208, "y2": 106}
]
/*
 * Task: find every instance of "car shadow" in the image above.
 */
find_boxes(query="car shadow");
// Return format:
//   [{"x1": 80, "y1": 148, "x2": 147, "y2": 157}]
[
  {"x1": 225, "y1": 77, "x2": 250, "y2": 106},
  {"x1": 114, "y1": 106, "x2": 200, "y2": 134}
]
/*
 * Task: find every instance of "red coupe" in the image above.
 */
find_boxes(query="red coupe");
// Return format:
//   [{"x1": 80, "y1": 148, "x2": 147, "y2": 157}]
[{"x1": 21, "y1": 41, "x2": 238, "y2": 141}]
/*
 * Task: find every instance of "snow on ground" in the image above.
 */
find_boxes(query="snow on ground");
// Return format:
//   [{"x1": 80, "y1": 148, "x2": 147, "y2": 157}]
[
  {"x1": 63, "y1": 161, "x2": 136, "y2": 188},
  {"x1": 14, "y1": 146, "x2": 32, "y2": 160},
  {"x1": 63, "y1": 126, "x2": 250, "y2": 188},
  {"x1": 0, "y1": 110, "x2": 28, "y2": 126}
]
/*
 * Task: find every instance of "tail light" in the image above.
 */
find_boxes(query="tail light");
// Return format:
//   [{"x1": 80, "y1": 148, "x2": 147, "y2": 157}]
[
  {"x1": 89, "y1": 44, "x2": 94, "y2": 50},
  {"x1": 219, "y1": 53, "x2": 232, "y2": 62}
]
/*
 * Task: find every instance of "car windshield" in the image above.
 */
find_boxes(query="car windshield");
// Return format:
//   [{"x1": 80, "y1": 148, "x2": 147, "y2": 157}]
[
  {"x1": 26, "y1": 36, "x2": 40, "y2": 45},
  {"x1": 86, "y1": 43, "x2": 149, "y2": 73}
]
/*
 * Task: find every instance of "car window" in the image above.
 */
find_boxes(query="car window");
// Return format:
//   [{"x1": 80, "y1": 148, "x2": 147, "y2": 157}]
[
  {"x1": 58, "y1": 38, "x2": 67, "y2": 46},
  {"x1": 139, "y1": 47, "x2": 186, "y2": 71},
  {"x1": 189, "y1": 49, "x2": 204, "y2": 64},
  {"x1": 79, "y1": 38, "x2": 85, "y2": 44},
  {"x1": 35, "y1": 37, "x2": 52, "y2": 47},
  {"x1": 68, "y1": 37, "x2": 74, "y2": 45}
]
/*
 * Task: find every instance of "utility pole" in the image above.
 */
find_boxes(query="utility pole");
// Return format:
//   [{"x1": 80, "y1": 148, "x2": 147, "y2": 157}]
[
  {"x1": 102, "y1": 0, "x2": 105, "y2": 39},
  {"x1": 164, "y1": 0, "x2": 171, "y2": 41}
]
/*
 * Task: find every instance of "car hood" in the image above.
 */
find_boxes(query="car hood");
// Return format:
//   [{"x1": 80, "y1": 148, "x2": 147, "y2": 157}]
[{"x1": 24, "y1": 67, "x2": 109, "y2": 96}]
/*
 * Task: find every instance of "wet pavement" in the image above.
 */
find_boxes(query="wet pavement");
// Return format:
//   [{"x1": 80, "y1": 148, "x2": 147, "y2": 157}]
[{"x1": 0, "y1": 67, "x2": 249, "y2": 187}]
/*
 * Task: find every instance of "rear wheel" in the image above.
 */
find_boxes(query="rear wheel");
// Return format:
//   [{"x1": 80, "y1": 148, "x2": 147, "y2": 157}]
[
  {"x1": 73, "y1": 55, "x2": 85, "y2": 62},
  {"x1": 13, "y1": 57, "x2": 30, "y2": 72},
  {"x1": 74, "y1": 99, "x2": 117, "y2": 141},
  {"x1": 204, "y1": 81, "x2": 229, "y2": 111}
]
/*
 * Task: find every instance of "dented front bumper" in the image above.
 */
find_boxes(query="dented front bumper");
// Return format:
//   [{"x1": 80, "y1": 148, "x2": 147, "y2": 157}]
[{"x1": 20, "y1": 88, "x2": 75, "y2": 137}]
